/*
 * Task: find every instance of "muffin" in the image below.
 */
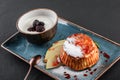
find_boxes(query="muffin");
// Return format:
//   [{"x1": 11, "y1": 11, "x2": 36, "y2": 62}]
[{"x1": 60, "y1": 33, "x2": 99, "y2": 70}]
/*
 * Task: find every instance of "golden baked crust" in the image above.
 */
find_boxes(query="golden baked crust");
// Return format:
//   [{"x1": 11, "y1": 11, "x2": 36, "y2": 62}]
[{"x1": 60, "y1": 33, "x2": 99, "y2": 70}]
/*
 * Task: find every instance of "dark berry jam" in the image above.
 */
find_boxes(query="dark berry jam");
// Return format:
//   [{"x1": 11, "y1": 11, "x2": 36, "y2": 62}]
[
  {"x1": 103, "y1": 52, "x2": 110, "y2": 59},
  {"x1": 83, "y1": 74, "x2": 88, "y2": 77},
  {"x1": 64, "y1": 73, "x2": 71, "y2": 79}
]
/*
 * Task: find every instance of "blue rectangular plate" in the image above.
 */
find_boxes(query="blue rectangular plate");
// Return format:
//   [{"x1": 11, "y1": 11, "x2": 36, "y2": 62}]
[{"x1": 1, "y1": 18, "x2": 120, "y2": 80}]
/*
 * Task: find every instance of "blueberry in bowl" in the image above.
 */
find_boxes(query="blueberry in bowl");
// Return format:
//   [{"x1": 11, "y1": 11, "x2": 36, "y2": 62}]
[
  {"x1": 28, "y1": 20, "x2": 45, "y2": 32},
  {"x1": 16, "y1": 8, "x2": 58, "y2": 44}
]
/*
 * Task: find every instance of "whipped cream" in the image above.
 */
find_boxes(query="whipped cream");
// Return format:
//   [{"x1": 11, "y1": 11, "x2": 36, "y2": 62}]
[{"x1": 63, "y1": 37, "x2": 84, "y2": 58}]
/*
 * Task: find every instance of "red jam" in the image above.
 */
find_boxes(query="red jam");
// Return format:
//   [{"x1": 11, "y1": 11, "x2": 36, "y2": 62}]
[
  {"x1": 64, "y1": 72, "x2": 71, "y2": 79},
  {"x1": 83, "y1": 74, "x2": 88, "y2": 77},
  {"x1": 103, "y1": 53, "x2": 110, "y2": 59}
]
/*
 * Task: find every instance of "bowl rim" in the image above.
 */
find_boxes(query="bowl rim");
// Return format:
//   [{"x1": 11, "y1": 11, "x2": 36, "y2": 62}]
[{"x1": 16, "y1": 8, "x2": 58, "y2": 35}]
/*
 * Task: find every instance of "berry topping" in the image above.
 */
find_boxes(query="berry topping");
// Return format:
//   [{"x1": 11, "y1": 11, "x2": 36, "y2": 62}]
[
  {"x1": 39, "y1": 21, "x2": 45, "y2": 26},
  {"x1": 27, "y1": 27, "x2": 35, "y2": 31},
  {"x1": 33, "y1": 20, "x2": 40, "y2": 27},
  {"x1": 36, "y1": 25, "x2": 45, "y2": 32},
  {"x1": 27, "y1": 19, "x2": 45, "y2": 32},
  {"x1": 33, "y1": 20, "x2": 45, "y2": 27}
]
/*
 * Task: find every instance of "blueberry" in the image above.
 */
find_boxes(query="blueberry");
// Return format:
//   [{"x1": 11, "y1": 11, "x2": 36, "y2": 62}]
[
  {"x1": 39, "y1": 21, "x2": 44, "y2": 26},
  {"x1": 33, "y1": 20, "x2": 45, "y2": 27},
  {"x1": 28, "y1": 20, "x2": 45, "y2": 32},
  {"x1": 27, "y1": 27, "x2": 34, "y2": 31},
  {"x1": 33, "y1": 20, "x2": 40, "y2": 27},
  {"x1": 35, "y1": 26, "x2": 45, "y2": 32}
]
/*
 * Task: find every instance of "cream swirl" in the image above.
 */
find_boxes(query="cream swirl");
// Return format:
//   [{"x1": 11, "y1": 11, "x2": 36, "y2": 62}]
[{"x1": 63, "y1": 37, "x2": 84, "y2": 58}]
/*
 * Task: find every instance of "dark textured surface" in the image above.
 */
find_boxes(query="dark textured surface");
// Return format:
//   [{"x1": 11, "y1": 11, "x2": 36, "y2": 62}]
[{"x1": 0, "y1": 0, "x2": 120, "y2": 80}]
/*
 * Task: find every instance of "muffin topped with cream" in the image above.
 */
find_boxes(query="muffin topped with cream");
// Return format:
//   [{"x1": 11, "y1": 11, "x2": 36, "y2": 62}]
[{"x1": 60, "y1": 33, "x2": 99, "y2": 70}]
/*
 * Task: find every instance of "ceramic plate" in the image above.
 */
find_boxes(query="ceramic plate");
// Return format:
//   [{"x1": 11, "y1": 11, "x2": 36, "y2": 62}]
[{"x1": 1, "y1": 18, "x2": 120, "y2": 80}]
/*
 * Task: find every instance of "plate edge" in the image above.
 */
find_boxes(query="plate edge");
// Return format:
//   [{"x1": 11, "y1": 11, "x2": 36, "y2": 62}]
[{"x1": 95, "y1": 57, "x2": 120, "y2": 80}]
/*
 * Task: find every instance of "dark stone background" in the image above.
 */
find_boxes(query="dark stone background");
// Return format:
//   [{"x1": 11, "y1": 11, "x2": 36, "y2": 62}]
[{"x1": 0, "y1": 0, "x2": 120, "y2": 80}]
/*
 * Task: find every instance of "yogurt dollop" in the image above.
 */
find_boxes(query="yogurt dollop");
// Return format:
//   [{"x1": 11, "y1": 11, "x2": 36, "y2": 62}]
[{"x1": 63, "y1": 37, "x2": 84, "y2": 58}]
